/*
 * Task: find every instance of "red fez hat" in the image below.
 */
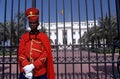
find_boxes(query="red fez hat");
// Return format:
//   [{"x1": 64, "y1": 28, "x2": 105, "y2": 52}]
[{"x1": 25, "y1": 7, "x2": 39, "y2": 22}]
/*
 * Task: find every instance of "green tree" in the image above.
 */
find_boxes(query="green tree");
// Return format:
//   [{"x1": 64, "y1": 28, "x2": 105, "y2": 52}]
[
  {"x1": 81, "y1": 15, "x2": 117, "y2": 49},
  {"x1": 0, "y1": 12, "x2": 26, "y2": 45},
  {"x1": 98, "y1": 15, "x2": 117, "y2": 48}
]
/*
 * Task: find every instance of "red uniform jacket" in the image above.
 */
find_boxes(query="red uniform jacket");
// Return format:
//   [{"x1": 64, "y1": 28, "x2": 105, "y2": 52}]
[{"x1": 18, "y1": 32, "x2": 55, "y2": 79}]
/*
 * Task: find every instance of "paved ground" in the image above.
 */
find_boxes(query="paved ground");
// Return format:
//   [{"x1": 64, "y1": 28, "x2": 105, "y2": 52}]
[{"x1": 0, "y1": 50, "x2": 120, "y2": 79}]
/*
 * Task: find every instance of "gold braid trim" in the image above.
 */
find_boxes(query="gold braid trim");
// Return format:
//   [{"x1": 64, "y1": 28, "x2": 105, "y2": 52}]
[
  {"x1": 19, "y1": 56, "x2": 28, "y2": 63},
  {"x1": 19, "y1": 56, "x2": 25, "y2": 60},
  {"x1": 32, "y1": 40, "x2": 41, "y2": 44},
  {"x1": 30, "y1": 40, "x2": 33, "y2": 63},
  {"x1": 39, "y1": 57, "x2": 46, "y2": 63},
  {"x1": 27, "y1": 15, "x2": 39, "y2": 17},
  {"x1": 27, "y1": 12, "x2": 39, "y2": 17},
  {"x1": 32, "y1": 48, "x2": 42, "y2": 53}
]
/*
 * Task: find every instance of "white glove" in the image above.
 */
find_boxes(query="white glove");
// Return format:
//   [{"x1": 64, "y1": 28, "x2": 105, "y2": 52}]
[
  {"x1": 23, "y1": 64, "x2": 35, "y2": 74},
  {"x1": 25, "y1": 72, "x2": 33, "y2": 79}
]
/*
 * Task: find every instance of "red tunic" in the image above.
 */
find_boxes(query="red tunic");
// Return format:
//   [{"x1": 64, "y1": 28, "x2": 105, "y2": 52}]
[{"x1": 18, "y1": 32, "x2": 55, "y2": 79}]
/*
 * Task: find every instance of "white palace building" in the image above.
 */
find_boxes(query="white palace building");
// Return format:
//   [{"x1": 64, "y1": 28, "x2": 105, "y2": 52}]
[{"x1": 27, "y1": 20, "x2": 98, "y2": 45}]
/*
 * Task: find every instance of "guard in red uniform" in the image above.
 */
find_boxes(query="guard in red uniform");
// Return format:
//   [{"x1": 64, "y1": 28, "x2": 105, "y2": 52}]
[{"x1": 18, "y1": 7, "x2": 55, "y2": 79}]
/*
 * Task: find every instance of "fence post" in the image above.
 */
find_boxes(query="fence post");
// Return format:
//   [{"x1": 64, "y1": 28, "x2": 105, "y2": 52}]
[
  {"x1": 116, "y1": 0, "x2": 120, "y2": 76},
  {"x1": 116, "y1": 0, "x2": 120, "y2": 39},
  {"x1": 32, "y1": 0, "x2": 36, "y2": 8}
]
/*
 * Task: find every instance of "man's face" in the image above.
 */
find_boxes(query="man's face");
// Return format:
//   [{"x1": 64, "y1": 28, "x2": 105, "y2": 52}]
[{"x1": 29, "y1": 21, "x2": 39, "y2": 30}]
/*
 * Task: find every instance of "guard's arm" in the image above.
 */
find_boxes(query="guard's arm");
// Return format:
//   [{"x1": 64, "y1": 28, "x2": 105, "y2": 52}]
[
  {"x1": 33, "y1": 46, "x2": 48, "y2": 69},
  {"x1": 18, "y1": 35, "x2": 30, "y2": 67}
]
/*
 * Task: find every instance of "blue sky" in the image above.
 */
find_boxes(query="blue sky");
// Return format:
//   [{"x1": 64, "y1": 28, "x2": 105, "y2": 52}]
[{"x1": 0, "y1": 0, "x2": 116, "y2": 22}]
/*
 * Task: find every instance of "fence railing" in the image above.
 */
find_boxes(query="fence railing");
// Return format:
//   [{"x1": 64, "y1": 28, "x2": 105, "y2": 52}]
[{"x1": 0, "y1": 0, "x2": 120, "y2": 79}]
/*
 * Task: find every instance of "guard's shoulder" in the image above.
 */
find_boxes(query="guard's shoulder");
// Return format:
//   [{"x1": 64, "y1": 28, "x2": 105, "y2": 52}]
[
  {"x1": 20, "y1": 32, "x2": 29, "y2": 40},
  {"x1": 21, "y1": 32, "x2": 29, "y2": 37},
  {"x1": 38, "y1": 32, "x2": 48, "y2": 37}
]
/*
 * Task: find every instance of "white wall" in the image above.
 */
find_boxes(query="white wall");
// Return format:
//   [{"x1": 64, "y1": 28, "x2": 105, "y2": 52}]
[{"x1": 32, "y1": 20, "x2": 98, "y2": 45}]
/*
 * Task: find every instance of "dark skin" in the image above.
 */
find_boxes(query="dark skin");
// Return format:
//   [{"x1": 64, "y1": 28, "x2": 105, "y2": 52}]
[
  {"x1": 29, "y1": 21, "x2": 39, "y2": 30},
  {"x1": 29, "y1": 21, "x2": 39, "y2": 34}
]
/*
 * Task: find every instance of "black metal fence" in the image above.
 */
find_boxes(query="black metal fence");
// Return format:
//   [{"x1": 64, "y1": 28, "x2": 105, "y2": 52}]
[{"x1": 0, "y1": 0, "x2": 120, "y2": 79}]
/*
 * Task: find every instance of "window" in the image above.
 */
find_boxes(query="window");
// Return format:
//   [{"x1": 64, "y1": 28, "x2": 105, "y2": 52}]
[
  {"x1": 55, "y1": 39, "x2": 57, "y2": 44},
  {"x1": 63, "y1": 37, "x2": 67, "y2": 45},
  {"x1": 78, "y1": 38, "x2": 80, "y2": 44},
  {"x1": 54, "y1": 32, "x2": 56, "y2": 35},
  {"x1": 73, "y1": 39, "x2": 76, "y2": 44},
  {"x1": 73, "y1": 32, "x2": 75, "y2": 34},
  {"x1": 62, "y1": 30, "x2": 67, "y2": 45}
]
